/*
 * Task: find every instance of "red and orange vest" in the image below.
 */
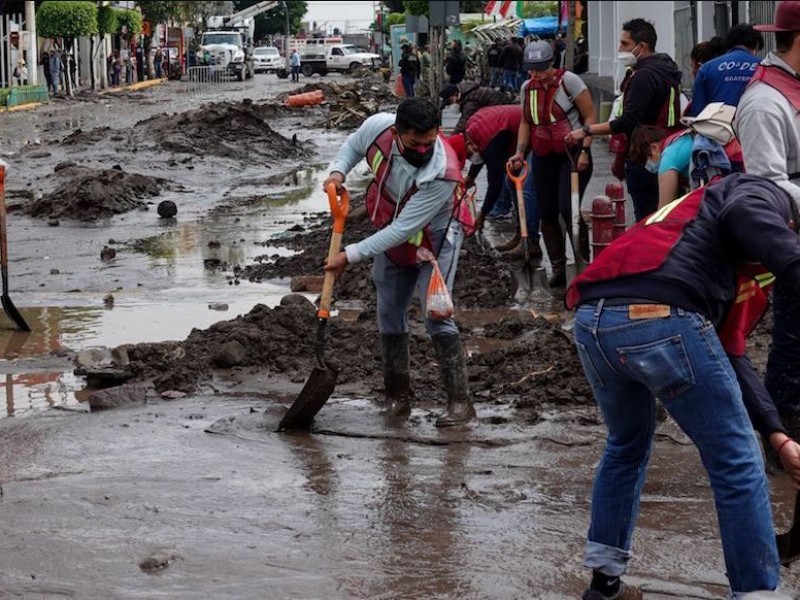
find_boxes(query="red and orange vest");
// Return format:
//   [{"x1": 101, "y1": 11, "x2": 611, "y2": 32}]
[
  {"x1": 747, "y1": 63, "x2": 800, "y2": 110},
  {"x1": 523, "y1": 69, "x2": 574, "y2": 156},
  {"x1": 365, "y1": 126, "x2": 473, "y2": 267},
  {"x1": 565, "y1": 186, "x2": 773, "y2": 356}
]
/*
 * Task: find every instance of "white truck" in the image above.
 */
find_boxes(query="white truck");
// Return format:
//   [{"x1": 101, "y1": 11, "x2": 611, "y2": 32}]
[
  {"x1": 297, "y1": 44, "x2": 381, "y2": 77},
  {"x1": 197, "y1": 1, "x2": 282, "y2": 81}
]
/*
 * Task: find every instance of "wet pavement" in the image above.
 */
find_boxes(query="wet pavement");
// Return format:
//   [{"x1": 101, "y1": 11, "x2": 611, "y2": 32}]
[{"x1": 0, "y1": 74, "x2": 798, "y2": 599}]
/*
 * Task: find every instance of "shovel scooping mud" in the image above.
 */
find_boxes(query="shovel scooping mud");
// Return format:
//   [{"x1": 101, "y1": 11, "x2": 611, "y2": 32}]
[
  {"x1": 0, "y1": 165, "x2": 30, "y2": 332},
  {"x1": 505, "y1": 162, "x2": 539, "y2": 291},
  {"x1": 278, "y1": 183, "x2": 349, "y2": 432}
]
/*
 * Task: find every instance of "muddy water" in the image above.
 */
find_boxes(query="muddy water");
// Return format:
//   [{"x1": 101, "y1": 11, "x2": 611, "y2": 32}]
[{"x1": 0, "y1": 393, "x2": 797, "y2": 599}]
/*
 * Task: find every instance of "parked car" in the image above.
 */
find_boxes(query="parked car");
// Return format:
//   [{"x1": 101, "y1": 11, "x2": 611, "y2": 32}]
[{"x1": 253, "y1": 46, "x2": 282, "y2": 74}]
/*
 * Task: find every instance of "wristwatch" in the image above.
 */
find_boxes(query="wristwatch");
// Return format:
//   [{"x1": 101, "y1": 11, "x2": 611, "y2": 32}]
[
  {"x1": 582, "y1": 124, "x2": 592, "y2": 136},
  {"x1": 580, "y1": 147, "x2": 590, "y2": 154}
]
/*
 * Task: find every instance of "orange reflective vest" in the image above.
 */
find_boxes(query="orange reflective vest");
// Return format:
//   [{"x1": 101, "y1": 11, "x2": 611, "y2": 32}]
[{"x1": 523, "y1": 69, "x2": 573, "y2": 156}]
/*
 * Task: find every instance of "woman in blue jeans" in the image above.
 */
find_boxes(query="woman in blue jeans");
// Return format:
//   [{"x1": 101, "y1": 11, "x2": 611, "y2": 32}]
[{"x1": 566, "y1": 173, "x2": 800, "y2": 600}]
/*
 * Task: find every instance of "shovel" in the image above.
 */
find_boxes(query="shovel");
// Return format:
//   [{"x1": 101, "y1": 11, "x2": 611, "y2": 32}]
[
  {"x1": 562, "y1": 152, "x2": 587, "y2": 333},
  {"x1": 278, "y1": 183, "x2": 349, "y2": 432},
  {"x1": 0, "y1": 166, "x2": 30, "y2": 332},
  {"x1": 777, "y1": 491, "x2": 800, "y2": 566},
  {"x1": 505, "y1": 162, "x2": 537, "y2": 289}
]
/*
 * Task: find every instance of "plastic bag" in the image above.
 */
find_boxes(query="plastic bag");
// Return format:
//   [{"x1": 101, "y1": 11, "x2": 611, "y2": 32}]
[
  {"x1": 425, "y1": 258, "x2": 454, "y2": 321},
  {"x1": 416, "y1": 247, "x2": 454, "y2": 320}
]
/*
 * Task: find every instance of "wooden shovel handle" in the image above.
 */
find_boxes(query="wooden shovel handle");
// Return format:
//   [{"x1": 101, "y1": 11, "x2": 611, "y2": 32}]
[
  {"x1": 0, "y1": 166, "x2": 8, "y2": 271},
  {"x1": 319, "y1": 184, "x2": 350, "y2": 319}
]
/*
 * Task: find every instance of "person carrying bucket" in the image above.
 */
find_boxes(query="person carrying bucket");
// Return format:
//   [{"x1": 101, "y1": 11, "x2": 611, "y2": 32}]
[{"x1": 321, "y1": 98, "x2": 477, "y2": 427}]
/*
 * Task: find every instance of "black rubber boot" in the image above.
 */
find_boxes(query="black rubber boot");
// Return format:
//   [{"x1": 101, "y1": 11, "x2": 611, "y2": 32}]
[
  {"x1": 579, "y1": 216, "x2": 591, "y2": 263},
  {"x1": 432, "y1": 334, "x2": 476, "y2": 427},
  {"x1": 381, "y1": 333, "x2": 413, "y2": 418},
  {"x1": 541, "y1": 222, "x2": 566, "y2": 287}
]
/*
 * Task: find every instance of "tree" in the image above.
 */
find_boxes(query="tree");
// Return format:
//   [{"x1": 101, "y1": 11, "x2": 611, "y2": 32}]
[
  {"x1": 37, "y1": 0, "x2": 98, "y2": 95},
  {"x1": 232, "y1": 0, "x2": 307, "y2": 41},
  {"x1": 136, "y1": 0, "x2": 178, "y2": 79},
  {"x1": 91, "y1": 4, "x2": 118, "y2": 90}
]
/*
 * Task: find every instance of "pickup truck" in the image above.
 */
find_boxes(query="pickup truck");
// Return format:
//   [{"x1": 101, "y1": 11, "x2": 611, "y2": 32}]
[{"x1": 298, "y1": 44, "x2": 380, "y2": 77}]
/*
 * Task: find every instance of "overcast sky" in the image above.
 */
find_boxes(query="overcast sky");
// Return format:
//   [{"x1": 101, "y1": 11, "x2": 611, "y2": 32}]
[{"x1": 304, "y1": 1, "x2": 376, "y2": 34}]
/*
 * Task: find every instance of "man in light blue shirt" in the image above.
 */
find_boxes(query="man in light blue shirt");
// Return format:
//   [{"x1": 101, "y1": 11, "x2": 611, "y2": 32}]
[
  {"x1": 323, "y1": 98, "x2": 475, "y2": 427},
  {"x1": 290, "y1": 49, "x2": 301, "y2": 82}
]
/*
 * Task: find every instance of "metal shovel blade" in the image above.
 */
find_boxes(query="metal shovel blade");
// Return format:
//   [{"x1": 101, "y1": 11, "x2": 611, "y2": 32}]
[
  {"x1": 776, "y1": 491, "x2": 800, "y2": 566},
  {"x1": 277, "y1": 365, "x2": 338, "y2": 432}
]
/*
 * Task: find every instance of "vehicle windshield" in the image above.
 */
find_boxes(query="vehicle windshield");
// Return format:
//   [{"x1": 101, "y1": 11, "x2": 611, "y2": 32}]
[
  {"x1": 340, "y1": 45, "x2": 359, "y2": 55},
  {"x1": 201, "y1": 33, "x2": 242, "y2": 46},
  {"x1": 254, "y1": 47, "x2": 279, "y2": 56}
]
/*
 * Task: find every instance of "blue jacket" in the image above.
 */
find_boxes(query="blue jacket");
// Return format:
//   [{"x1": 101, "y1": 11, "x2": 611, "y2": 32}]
[{"x1": 689, "y1": 47, "x2": 760, "y2": 115}]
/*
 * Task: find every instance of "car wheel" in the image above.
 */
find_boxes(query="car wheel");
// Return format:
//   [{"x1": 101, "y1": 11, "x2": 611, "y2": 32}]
[{"x1": 301, "y1": 64, "x2": 313, "y2": 77}]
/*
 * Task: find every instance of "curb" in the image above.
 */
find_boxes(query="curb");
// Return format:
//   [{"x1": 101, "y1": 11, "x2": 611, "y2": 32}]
[{"x1": 0, "y1": 78, "x2": 168, "y2": 113}]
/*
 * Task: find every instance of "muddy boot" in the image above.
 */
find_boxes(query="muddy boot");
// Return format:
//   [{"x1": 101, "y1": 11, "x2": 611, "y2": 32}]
[
  {"x1": 579, "y1": 216, "x2": 591, "y2": 263},
  {"x1": 381, "y1": 333, "x2": 413, "y2": 418},
  {"x1": 501, "y1": 237, "x2": 543, "y2": 260},
  {"x1": 541, "y1": 222, "x2": 567, "y2": 288},
  {"x1": 493, "y1": 231, "x2": 520, "y2": 252},
  {"x1": 432, "y1": 334, "x2": 476, "y2": 427}
]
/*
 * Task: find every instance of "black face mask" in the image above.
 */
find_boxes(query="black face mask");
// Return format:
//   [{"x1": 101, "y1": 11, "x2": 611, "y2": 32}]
[{"x1": 397, "y1": 135, "x2": 435, "y2": 169}]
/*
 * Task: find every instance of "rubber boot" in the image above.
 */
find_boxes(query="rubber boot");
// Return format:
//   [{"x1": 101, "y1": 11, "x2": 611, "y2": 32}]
[
  {"x1": 541, "y1": 222, "x2": 567, "y2": 288},
  {"x1": 381, "y1": 333, "x2": 413, "y2": 418},
  {"x1": 494, "y1": 231, "x2": 520, "y2": 252},
  {"x1": 432, "y1": 334, "x2": 476, "y2": 427}
]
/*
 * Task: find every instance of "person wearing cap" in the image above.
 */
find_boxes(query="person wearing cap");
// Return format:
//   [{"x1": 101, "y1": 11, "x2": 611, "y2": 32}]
[
  {"x1": 565, "y1": 18, "x2": 684, "y2": 221},
  {"x1": 566, "y1": 172, "x2": 800, "y2": 600},
  {"x1": 507, "y1": 39, "x2": 596, "y2": 288},
  {"x1": 735, "y1": 0, "x2": 800, "y2": 464},
  {"x1": 689, "y1": 24, "x2": 764, "y2": 116}
]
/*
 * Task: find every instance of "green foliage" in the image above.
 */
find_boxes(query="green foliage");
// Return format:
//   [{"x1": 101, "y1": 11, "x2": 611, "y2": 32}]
[
  {"x1": 384, "y1": 12, "x2": 405, "y2": 34},
  {"x1": 0, "y1": 89, "x2": 10, "y2": 108},
  {"x1": 135, "y1": 0, "x2": 179, "y2": 25},
  {"x1": 97, "y1": 5, "x2": 118, "y2": 37},
  {"x1": 521, "y1": 1, "x2": 559, "y2": 18},
  {"x1": 403, "y1": 0, "x2": 428, "y2": 16},
  {"x1": 461, "y1": 0, "x2": 485, "y2": 11},
  {"x1": 37, "y1": 1, "x2": 98, "y2": 38},
  {"x1": 460, "y1": 18, "x2": 485, "y2": 34},
  {"x1": 116, "y1": 9, "x2": 143, "y2": 35},
  {"x1": 232, "y1": 0, "x2": 307, "y2": 38}
]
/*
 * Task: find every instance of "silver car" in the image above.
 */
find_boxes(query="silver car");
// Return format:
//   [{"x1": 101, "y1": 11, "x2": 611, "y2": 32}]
[{"x1": 253, "y1": 46, "x2": 282, "y2": 74}]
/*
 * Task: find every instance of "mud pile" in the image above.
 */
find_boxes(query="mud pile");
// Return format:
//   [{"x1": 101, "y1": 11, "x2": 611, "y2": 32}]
[
  {"x1": 25, "y1": 163, "x2": 173, "y2": 221},
  {"x1": 243, "y1": 199, "x2": 513, "y2": 310},
  {"x1": 280, "y1": 78, "x2": 399, "y2": 129},
  {"x1": 137, "y1": 99, "x2": 311, "y2": 160}
]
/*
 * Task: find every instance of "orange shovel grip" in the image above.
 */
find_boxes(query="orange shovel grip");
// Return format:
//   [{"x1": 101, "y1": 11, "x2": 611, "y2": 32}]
[
  {"x1": 505, "y1": 161, "x2": 528, "y2": 189},
  {"x1": 326, "y1": 183, "x2": 350, "y2": 234}
]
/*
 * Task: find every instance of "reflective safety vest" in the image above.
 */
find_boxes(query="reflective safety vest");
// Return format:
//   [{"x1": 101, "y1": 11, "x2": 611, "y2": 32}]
[
  {"x1": 364, "y1": 126, "x2": 472, "y2": 267},
  {"x1": 523, "y1": 69, "x2": 573, "y2": 156},
  {"x1": 610, "y1": 66, "x2": 685, "y2": 157},
  {"x1": 747, "y1": 63, "x2": 800, "y2": 110},
  {"x1": 565, "y1": 186, "x2": 773, "y2": 356}
]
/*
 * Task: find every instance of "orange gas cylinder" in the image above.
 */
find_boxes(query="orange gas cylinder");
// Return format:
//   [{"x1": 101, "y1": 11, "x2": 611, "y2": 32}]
[
  {"x1": 285, "y1": 89, "x2": 324, "y2": 107},
  {"x1": 591, "y1": 194, "x2": 614, "y2": 258}
]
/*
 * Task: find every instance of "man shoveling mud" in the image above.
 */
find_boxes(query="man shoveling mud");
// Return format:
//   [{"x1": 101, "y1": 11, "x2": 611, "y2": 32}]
[{"x1": 321, "y1": 98, "x2": 476, "y2": 427}]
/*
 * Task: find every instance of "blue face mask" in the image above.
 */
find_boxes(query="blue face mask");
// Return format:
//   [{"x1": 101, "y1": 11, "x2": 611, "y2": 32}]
[{"x1": 645, "y1": 159, "x2": 659, "y2": 174}]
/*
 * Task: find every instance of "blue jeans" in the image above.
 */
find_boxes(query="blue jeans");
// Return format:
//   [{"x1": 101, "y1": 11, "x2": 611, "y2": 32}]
[
  {"x1": 574, "y1": 302, "x2": 779, "y2": 596},
  {"x1": 624, "y1": 160, "x2": 659, "y2": 221},
  {"x1": 489, "y1": 66, "x2": 502, "y2": 88},
  {"x1": 502, "y1": 69, "x2": 517, "y2": 92},
  {"x1": 401, "y1": 74, "x2": 416, "y2": 97},
  {"x1": 373, "y1": 223, "x2": 462, "y2": 338}
]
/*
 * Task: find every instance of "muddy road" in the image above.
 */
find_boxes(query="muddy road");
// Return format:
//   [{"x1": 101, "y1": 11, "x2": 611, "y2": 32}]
[{"x1": 0, "y1": 74, "x2": 798, "y2": 599}]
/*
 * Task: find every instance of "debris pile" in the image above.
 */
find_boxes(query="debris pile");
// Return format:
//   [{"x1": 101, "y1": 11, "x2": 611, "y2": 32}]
[{"x1": 25, "y1": 163, "x2": 173, "y2": 221}]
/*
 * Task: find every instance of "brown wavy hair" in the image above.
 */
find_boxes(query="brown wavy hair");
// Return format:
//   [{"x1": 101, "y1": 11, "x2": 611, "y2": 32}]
[{"x1": 628, "y1": 126, "x2": 669, "y2": 164}]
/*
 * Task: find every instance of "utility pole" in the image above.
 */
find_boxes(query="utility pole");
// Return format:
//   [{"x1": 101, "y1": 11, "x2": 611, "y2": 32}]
[
  {"x1": 25, "y1": 0, "x2": 38, "y2": 85},
  {"x1": 565, "y1": 0, "x2": 574, "y2": 72}
]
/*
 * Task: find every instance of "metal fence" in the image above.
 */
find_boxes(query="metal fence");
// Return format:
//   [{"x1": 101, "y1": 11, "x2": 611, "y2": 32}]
[
  {"x1": 185, "y1": 65, "x2": 237, "y2": 93},
  {"x1": 749, "y1": 0, "x2": 778, "y2": 56}
]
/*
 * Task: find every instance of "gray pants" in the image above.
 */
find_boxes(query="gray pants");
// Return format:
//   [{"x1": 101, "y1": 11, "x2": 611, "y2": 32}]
[{"x1": 373, "y1": 223, "x2": 463, "y2": 337}]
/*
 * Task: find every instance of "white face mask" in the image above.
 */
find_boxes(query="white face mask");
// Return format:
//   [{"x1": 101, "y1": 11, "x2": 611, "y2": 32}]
[{"x1": 618, "y1": 51, "x2": 637, "y2": 68}]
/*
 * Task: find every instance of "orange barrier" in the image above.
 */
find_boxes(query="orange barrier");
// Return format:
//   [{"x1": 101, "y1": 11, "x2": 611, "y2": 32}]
[{"x1": 285, "y1": 89, "x2": 324, "y2": 107}]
